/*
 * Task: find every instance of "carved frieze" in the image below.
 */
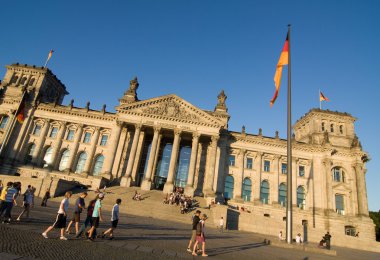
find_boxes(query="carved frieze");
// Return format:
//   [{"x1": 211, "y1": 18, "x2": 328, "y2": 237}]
[{"x1": 142, "y1": 100, "x2": 198, "y2": 121}]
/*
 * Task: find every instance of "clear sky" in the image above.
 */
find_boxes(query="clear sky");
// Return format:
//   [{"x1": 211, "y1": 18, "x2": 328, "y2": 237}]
[{"x1": 1, "y1": 1, "x2": 379, "y2": 210}]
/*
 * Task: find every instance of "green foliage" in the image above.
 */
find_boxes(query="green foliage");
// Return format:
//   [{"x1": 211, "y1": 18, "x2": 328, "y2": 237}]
[{"x1": 369, "y1": 211, "x2": 380, "y2": 241}]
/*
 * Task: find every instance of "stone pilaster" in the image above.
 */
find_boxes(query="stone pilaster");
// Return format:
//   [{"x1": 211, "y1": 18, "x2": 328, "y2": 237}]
[
  {"x1": 163, "y1": 128, "x2": 182, "y2": 194},
  {"x1": 66, "y1": 124, "x2": 83, "y2": 172},
  {"x1": 323, "y1": 158, "x2": 333, "y2": 212},
  {"x1": 150, "y1": 133, "x2": 162, "y2": 182},
  {"x1": 131, "y1": 130, "x2": 146, "y2": 183},
  {"x1": 141, "y1": 126, "x2": 161, "y2": 190},
  {"x1": 83, "y1": 127, "x2": 101, "y2": 175},
  {"x1": 354, "y1": 163, "x2": 368, "y2": 216},
  {"x1": 32, "y1": 119, "x2": 50, "y2": 165},
  {"x1": 184, "y1": 132, "x2": 200, "y2": 196},
  {"x1": 272, "y1": 155, "x2": 280, "y2": 204},
  {"x1": 103, "y1": 122, "x2": 123, "y2": 178},
  {"x1": 254, "y1": 152, "x2": 263, "y2": 203},
  {"x1": 49, "y1": 121, "x2": 66, "y2": 170},
  {"x1": 233, "y1": 148, "x2": 246, "y2": 201},
  {"x1": 121, "y1": 124, "x2": 142, "y2": 187}
]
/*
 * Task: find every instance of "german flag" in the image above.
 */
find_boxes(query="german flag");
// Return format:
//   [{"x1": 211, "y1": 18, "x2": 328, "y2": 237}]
[
  {"x1": 16, "y1": 93, "x2": 27, "y2": 123},
  {"x1": 270, "y1": 33, "x2": 289, "y2": 107},
  {"x1": 320, "y1": 91, "x2": 330, "y2": 102},
  {"x1": 47, "y1": 50, "x2": 54, "y2": 61}
]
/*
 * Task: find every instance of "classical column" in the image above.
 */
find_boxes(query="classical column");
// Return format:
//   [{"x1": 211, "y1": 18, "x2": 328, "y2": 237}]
[
  {"x1": 354, "y1": 163, "x2": 368, "y2": 216},
  {"x1": 202, "y1": 135, "x2": 219, "y2": 197},
  {"x1": 32, "y1": 119, "x2": 50, "y2": 165},
  {"x1": 141, "y1": 126, "x2": 161, "y2": 190},
  {"x1": 113, "y1": 127, "x2": 129, "y2": 179},
  {"x1": 103, "y1": 122, "x2": 123, "y2": 178},
  {"x1": 121, "y1": 124, "x2": 142, "y2": 187},
  {"x1": 150, "y1": 133, "x2": 162, "y2": 182},
  {"x1": 163, "y1": 128, "x2": 182, "y2": 194},
  {"x1": 233, "y1": 149, "x2": 246, "y2": 201},
  {"x1": 49, "y1": 122, "x2": 67, "y2": 170},
  {"x1": 131, "y1": 130, "x2": 146, "y2": 183},
  {"x1": 83, "y1": 127, "x2": 101, "y2": 175},
  {"x1": 184, "y1": 132, "x2": 200, "y2": 196},
  {"x1": 66, "y1": 124, "x2": 83, "y2": 172}
]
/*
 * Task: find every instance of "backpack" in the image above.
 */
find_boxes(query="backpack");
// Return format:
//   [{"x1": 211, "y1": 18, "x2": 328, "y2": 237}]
[{"x1": 196, "y1": 222, "x2": 202, "y2": 236}]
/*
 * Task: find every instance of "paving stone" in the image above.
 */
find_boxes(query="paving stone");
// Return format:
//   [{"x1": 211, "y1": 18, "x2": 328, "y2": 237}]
[
  {"x1": 0, "y1": 252, "x2": 23, "y2": 260},
  {"x1": 136, "y1": 246, "x2": 154, "y2": 253},
  {"x1": 123, "y1": 243, "x2": 139, "y2": 250}
]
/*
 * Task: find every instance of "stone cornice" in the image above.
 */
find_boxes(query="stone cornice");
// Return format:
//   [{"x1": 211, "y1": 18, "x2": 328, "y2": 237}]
[
  {"x1": 295, "y1": 108, "x2": 356, "y2": 126},
  {"x1": 36, "y1": 103, "x2": 116, "y2": 122}
]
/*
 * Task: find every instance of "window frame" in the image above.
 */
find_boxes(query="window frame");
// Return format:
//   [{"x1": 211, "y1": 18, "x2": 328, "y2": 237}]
[
  {"x1": 49, "y1": 126, "x2": 59, "y2": 138},
  {"x1": 83, "y1": 132, "x2": 92, "y2": 143},
  {"x1": 229, "y1": 155, "x2": 236, "y2": 167},
  {"x1": 0, "y1": 116, "x2": 9, "y2": 129},
  {"x1": 246, "y1": 157, "x2": 253, "y2": 169},
  {"x1": 100, "y1": 134, "x2": 108, "y2": 146},
  {"x1": 264, "y1": 160, "x2": 270, "y2": 172},
  {"x1": 33, "y1": 124, "x2": 42, "y2": 136}
]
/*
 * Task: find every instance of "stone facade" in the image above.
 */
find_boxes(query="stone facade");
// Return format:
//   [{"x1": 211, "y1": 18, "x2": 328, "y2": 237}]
[{"x1": 0, "y1": 63, "x2": 375, "y2": 248}]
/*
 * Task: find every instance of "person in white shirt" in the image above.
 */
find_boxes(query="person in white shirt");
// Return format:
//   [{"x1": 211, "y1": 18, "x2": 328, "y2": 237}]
[
  {"x1": 101, "y1": 198, "x2": 121, "y2": 240},
  {"x1": 296, "y1": 233, "x2": 303, "y2": 244},
  {"x1": 219, "y1": 217, "x2": 224, "y2": 232},
  {"x1": 42, "y1": 191, "x2": 72, "y2": 240},
  {"x1": 278, "y1": 231, "x2": 285, "y2": 241}
]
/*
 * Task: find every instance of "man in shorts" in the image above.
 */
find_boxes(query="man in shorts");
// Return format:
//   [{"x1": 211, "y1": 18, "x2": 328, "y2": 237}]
[
  {"x1": 42, "y1": 191, "x2": 72, "y2": 240},
  {"x1": 187, "y1": 210, "x2": 201, "y2": 253},
  {"x1": 88, "y1": 193, "x2": 104, "y2": 241},
  {"x1": 101, "y1": 198, "x2": 121, "y2": 240},
  {"x1": 66, "y1": 192, "x2": 87, "y2": 234}
]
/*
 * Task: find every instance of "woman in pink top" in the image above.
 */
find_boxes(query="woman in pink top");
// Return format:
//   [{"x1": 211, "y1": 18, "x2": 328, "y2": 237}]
[{"x1": 192, "y1": 214, "x2": 208, "y2": 257}]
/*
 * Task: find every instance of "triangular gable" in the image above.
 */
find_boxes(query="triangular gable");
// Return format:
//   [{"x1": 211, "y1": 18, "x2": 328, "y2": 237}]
[{"x1": 116, "y1": 94, "x2": 224, "y2": 128}]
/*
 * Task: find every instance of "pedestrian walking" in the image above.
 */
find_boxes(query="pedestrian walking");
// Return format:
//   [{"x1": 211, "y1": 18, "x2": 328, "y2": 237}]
[
  {"x1": 101, "y1": 198, "x2": 121, "y2": 240},
  {"x1": 42, "y1": 191, "x2": 72, "y2": 240},
  {"x1": 87, "y1": 193, "x2": 104, "y2": 241},
  {"x1": 192, "y1": 214, "x2": 208, "y2": 257},
  {"x1": 0, "y1": 182, "x2": 18, "y2": 224},
  {"x1": 324, "y1": 231, "x2": 332, "y2": 250},
  {"x1": 17, "y1": 185, "x2": 35, "y2": 221},
  {"x1": 41, "y1": 189, "x2": 50, "y2": 207},
  {"x1": 187, "y1": 210, "x2": 201, "y2": 253},
  {"x1": 219, "y1": 217, "x2": 224, "y2": 232},
  {"x1": 76, "y1": 195, "x2": 97, "y2": 238},
  {"x1": 66, "y1": 192, "x2": 87, "y2": 234}
]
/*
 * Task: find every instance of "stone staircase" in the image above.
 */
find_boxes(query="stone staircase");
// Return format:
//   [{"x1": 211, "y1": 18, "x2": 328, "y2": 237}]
[{"x1": 50, "y1": 186, "x2": 225, "y2": 227}]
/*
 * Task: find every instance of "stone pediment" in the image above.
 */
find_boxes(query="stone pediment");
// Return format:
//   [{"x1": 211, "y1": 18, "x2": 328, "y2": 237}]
[{"x1": 116, "y1": 94, "x2": 224, "y2": 128}]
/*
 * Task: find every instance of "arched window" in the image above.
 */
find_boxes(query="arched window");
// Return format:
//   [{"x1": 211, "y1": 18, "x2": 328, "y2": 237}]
[
  {"x1": 75, "y1": 152, "x2": 87, "y2": 174},
  {"x1": 224, "y1": 175, "x2": 234, "y2": 200},
  {"x1": 28, "y1": 78, "x2": 35, "y2": 86},
  {"x1": 58, "y1": 149, "x2": 70, "y2": 171},
  {"x1": 297, "y1": 186, "x2": 306, "y2": 209},
  {"x1": 25, "y1": 143, "x2": 36, "y2": 164},
  {"x1": 321, "y1": 122, "x2": 325, "y2": 132},
  {"x1": 260, "y1": 180, "x2": 270, "y2": 204},
  {"x1": 92, "y1": 155, "x2": 105, "y2": 176},
  {"x1": 0, "y1": 116, "x2": 9, "y2": 129},
  {"x1": 278, "y1": 183, "x2": 287, "y2": 207},
  {"x1": 339, "y1": 125, "x2": 344, "y2": 134},
  {"x1": 242, "y1": 178, "x2": 252, "y2": 201},
  {"x1": 20, "y1": 77, "x2": 27, "y2": 85},
  {"x1": 332, "y1": 167, "x2": 345, "y2": 182},
  {"x1": 10, "y1": 75, "x2": 18, "y2": 84},
  {"x1": 42, "y1": 147, "x2": 53, "y2": 168},
  {"x1": 330, "y1": 124, "x2": 334, "y2": 133}
]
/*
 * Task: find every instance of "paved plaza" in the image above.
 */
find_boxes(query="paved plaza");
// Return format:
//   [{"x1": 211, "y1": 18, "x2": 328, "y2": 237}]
[{"x1": 0, "y1": 197, "x2": 379, "y2": 260}]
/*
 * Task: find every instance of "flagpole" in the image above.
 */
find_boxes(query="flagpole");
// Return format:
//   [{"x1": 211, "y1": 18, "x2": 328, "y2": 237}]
[
  {"x1": 0, "y1": 88, "x2": 27, "y2": 157},
  {"x1": 43, "y1": 57, "x2": 50, "y2": 68},
  {"x1": 286, "y1": 24, "x2": 293, "y2": 244}
]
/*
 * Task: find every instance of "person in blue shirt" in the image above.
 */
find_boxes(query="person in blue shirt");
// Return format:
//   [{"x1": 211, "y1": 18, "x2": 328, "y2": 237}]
[{"x1": 88, "y1": 193, "x2": 104, "y2": 241}]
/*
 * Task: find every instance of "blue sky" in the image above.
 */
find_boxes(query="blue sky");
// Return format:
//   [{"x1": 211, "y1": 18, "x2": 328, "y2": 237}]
[{"x1": 1, "y1": 0, "x2": 379, "y2": 210}]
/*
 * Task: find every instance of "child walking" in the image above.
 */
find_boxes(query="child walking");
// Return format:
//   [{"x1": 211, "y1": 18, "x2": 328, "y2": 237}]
[{"x1": 101, "y1": 198, "x2": 121, "y2": 240}]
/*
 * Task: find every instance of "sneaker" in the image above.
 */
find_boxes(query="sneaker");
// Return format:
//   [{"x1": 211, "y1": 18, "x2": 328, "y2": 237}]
[
  {"x1": 42, "y1": 233, "x2": 48, "y2": 239},
  {"x1": 186, "y1": 248, "x2": 192, "y2": 253},
  {"x1": 109, "y1": 236, "x2": 114, "y2": 240},
  {"x1": 87, "y1": 238, "x2": 94, "y2": 242},
  {"x1": 60, "y1": 236, "x2": 68, "y2": 241},
  {"x1": 85, "y1": 232, "x2": 89, "y2": 239}
]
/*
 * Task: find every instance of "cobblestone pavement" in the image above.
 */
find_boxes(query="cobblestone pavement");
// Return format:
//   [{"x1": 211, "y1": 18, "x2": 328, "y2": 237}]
[{"x1": 1, "y1": 198, "x2": 379, "y2": 260}]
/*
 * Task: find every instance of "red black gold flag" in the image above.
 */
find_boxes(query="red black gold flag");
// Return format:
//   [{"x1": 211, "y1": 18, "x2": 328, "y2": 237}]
[
  {"x1": 270, "y1": 33, "x2": 289, "y2": 107},
  {"x1": 320, "y1": 91, "x2": 330, "y2": 102},
  {"x1": 16, "y1": 94, "x2": 27, "y2": 123}
]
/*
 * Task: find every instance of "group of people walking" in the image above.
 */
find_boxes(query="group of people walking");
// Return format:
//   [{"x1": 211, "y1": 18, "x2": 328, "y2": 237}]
[
  {"x1": 187, "y1": 210, "x2": 209, "y2": 257},
  {"x1": 41, "y1": 191, "x2": 122, "y2": 241}
]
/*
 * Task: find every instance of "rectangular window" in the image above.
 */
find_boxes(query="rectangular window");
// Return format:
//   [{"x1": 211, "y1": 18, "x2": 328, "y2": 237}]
[
  {"x1": 229, "y1": 155, "x2": 235, "y2": 166},
  {"x1": 299, "y1": 166, "x2": 305, "y2": 177},
  {"x1": 66, "y1": 130, "x2": 75, "y2": 141},
  {"x1": 281, "y1": 163, "x2": 287, "y2": 174},
  {"x1": 83, "y1": 132, "x2": 92, "y2": 143},
  {"x1": 246, "y1": 158, "x2": 253, "y2": 169},
  {"x1": 100, "y1": 135, "x2": 108, "y2": 146},
  {"x1": 335, "y1": 194, "x2": 344, "y2": 215},
  {"x1": 0, "y1": 116, "x2": 9, "y2": 129},
  {"x1": 33, "y1": 124, "x2": 42, "y2": 136},
  {"x1": 49, "y1": 127, "x2": 58, "y2": 138},
  {"x1": 264, "y1": 160, "x2": 270, "y2": 172}
]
